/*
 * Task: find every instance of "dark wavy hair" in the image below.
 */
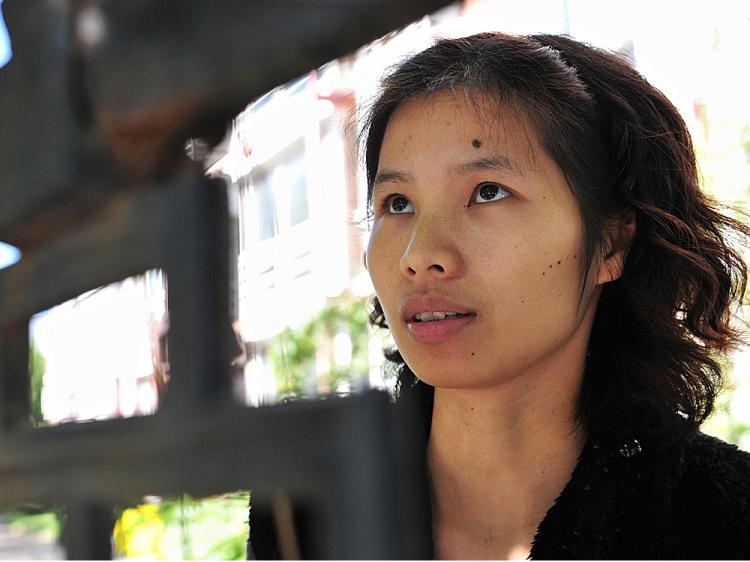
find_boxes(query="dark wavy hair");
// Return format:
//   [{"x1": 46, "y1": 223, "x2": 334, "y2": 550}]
[{"x1": 360, "y1": 32, "x2": 749, "y2": 444}]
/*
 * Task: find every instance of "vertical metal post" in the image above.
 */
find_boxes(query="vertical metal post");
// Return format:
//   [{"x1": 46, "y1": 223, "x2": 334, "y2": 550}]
[{"x1": 62, "y1": 501, "x2": 115, "y2": 560}]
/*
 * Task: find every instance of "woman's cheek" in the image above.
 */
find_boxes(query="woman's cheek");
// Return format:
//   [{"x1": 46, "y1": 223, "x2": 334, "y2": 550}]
[{"x1": 367, "y1": 228, "x2": 399, "y2": 310}]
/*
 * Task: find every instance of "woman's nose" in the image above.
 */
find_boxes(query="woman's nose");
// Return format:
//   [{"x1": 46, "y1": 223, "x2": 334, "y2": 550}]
[{"x1": 399, "y1": 216, "x2": 463, "y2": 280}]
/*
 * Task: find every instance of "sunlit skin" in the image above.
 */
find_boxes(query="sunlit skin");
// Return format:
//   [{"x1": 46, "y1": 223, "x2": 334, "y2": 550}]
[{"x1": 366, "y1": 91, "x2": 630, "y2": 559}]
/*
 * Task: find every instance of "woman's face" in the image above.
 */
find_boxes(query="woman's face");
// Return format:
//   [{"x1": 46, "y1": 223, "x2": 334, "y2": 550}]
[{"x1": 366, "y1": 92, "x2": 606, "y2": 390}]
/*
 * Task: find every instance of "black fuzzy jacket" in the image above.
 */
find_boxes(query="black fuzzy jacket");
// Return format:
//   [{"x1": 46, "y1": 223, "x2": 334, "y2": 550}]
[
  {"x1": 528, "y1": 431, "x2": 750, "y2": 559},
  {"x1": 247, "y1": 428, "x2": 750, "y2": 559}
]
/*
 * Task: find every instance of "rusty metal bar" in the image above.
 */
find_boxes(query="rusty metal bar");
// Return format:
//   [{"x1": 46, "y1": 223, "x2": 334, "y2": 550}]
[{"x1": 0, "y1": 0, "x2": 453, "y2": 249}]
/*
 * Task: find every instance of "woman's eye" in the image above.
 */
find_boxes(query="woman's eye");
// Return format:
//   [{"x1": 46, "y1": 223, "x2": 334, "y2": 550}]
[
  {"x1": 385, "y1": 195, "x2": 413, "y2": 214},
  {"x1": 471, "y1": 182, "x2": 510, "y2": 205}
]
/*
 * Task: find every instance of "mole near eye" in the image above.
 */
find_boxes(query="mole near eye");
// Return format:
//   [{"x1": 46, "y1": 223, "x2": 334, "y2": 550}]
[{"x1": 472, "y1": 139, "x2": 482, "y2": 148}]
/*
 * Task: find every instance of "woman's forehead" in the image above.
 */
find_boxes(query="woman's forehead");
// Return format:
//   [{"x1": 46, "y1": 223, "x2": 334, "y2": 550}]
[{"x1": 383, "y1": 90, "x2": 548, "y2": 172}]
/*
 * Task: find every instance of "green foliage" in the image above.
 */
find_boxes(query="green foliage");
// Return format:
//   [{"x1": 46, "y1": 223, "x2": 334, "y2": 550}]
[
  {"x1": 268, "y1": 296, "x2": 371, "y2": 399},
  {"x1": 1, "y1": 509, "x2": 61, "y2": 538},
  {"x1": 172, "y1": 493, "x2": 249, "y2": 560},
  {"x1": 700, "y1": 347, "x2": 750, "y2": 451},
  {"x1": 29, "y1": 342, "x2": 46, "y2": 426},
  {"x1": 113, "y1": 492, "x2": 250, "y2": 560}
]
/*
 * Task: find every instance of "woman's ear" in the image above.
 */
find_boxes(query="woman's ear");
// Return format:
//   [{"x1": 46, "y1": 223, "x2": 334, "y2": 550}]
[{"x1": 597, "y1": 211, "x2": 636, "y2": 285}]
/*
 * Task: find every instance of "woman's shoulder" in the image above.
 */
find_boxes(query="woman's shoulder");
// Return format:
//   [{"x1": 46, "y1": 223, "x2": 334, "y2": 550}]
[
  {"x1": 670, "y1": 432, "x2": 750, "y2": 557},
  {"x1": 676, "y1": 432, "x2": 750, "y2": 507},
  {"x1": 675, "y1": 433, "x2": 750, "y2": 508},
  {"x1": 680, "y1": 431, "x2": 750, "y2": 479},
  {"x1": 529, "y1": 429, "x2": 750, "y2": 559}
]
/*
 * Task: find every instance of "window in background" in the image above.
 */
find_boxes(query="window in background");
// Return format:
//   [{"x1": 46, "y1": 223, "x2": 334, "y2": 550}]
[{"x1": 29, "y1": 270, "x2": 168, "y2": 426}]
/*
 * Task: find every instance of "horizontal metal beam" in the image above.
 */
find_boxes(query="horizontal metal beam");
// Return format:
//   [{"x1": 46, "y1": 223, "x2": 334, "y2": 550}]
[
  {"x1": 0, "y1": 0, "x2": 454, "y2": 249},
  {"x1": 0, "y1": 391, "x2": 432, "y2": 559}
]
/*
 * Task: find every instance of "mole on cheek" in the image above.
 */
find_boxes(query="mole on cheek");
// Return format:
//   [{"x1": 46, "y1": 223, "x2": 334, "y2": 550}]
[{"x1": 472, "y1": 139, "x2": 482, "y2": 148}]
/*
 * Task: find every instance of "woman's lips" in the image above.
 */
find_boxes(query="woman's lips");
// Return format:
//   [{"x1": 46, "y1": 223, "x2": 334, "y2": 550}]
[{"x1": 406, "y1": 313, "x2": 477, "y2": 343}]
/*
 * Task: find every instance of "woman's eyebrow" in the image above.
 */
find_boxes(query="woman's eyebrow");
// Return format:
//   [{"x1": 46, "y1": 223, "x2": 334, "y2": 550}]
[
  {"x1": 373, "y1": 168, "x2": 412, "y2": 191},
  {"x1": 372, "y1": 153, "x2": 521, "y2": 193},
  {"x1": 450, "y1": 154, "x2": 522, "y2": 177}
]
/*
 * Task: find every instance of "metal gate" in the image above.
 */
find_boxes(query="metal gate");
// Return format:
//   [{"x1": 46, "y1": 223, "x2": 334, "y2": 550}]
[{"x1": 0, "y1": 2, "x2": 450, "y2": 557}]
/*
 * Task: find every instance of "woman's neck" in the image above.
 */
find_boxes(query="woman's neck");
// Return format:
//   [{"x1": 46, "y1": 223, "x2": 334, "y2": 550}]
[{"x1": 427, "y1": 378, "x2": 585, "y2": 560}]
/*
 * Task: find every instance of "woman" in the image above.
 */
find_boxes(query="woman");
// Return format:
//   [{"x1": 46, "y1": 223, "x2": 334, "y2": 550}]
[{"x1": 362, "y1": 32, "x2": 750, "y2": 559}]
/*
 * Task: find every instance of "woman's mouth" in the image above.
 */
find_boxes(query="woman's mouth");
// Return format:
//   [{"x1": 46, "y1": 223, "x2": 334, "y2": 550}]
[
  {"x1": 406, "y1": 312, "x2": 477, "y2": 343},
  {"x1": 413, "y1": 311, "x2": 472, "y2": 322}
]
